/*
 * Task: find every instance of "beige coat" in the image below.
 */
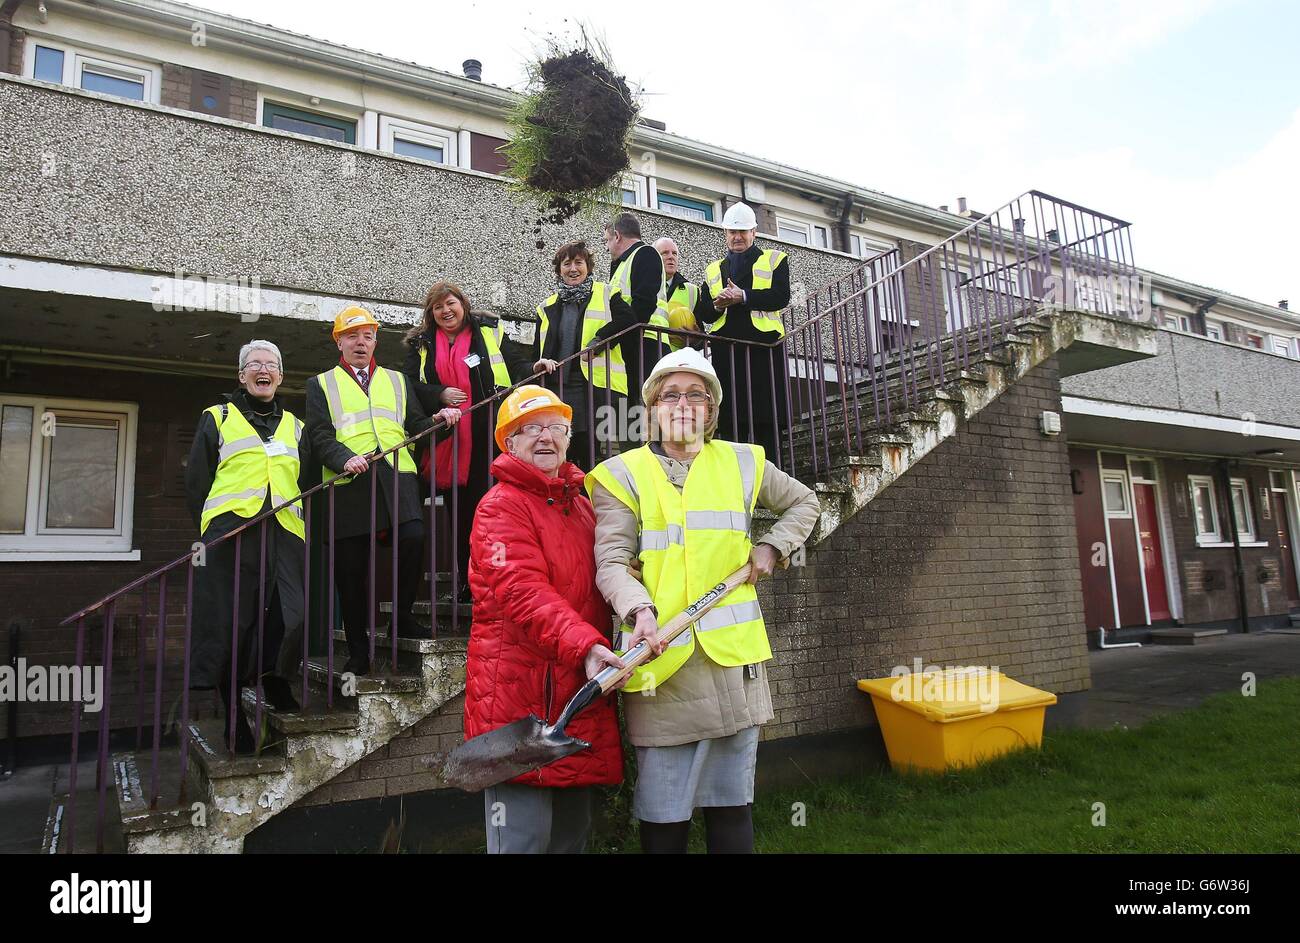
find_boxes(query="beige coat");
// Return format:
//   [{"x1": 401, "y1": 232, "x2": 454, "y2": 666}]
[{"x1": 591, "y1": 443, "x2": 820, "y2": 747}]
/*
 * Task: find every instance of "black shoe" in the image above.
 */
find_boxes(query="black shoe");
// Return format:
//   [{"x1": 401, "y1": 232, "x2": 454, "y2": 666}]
[
  {"x1": 394, "y1": 615, "x2": 428, "y2": 639},
  {"x1": 259, "y1": 675, "x2": 300, "y2": 713},
  {"x1": 342, "y1": 654, "x2": 370, "y2": 677}
]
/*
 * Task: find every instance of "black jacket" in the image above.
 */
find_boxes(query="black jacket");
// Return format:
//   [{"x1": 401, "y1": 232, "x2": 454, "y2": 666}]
[
  {"x1": 600, "y1": 240, "x2": 665, "y2": 344},
  {"x1": 403, "y1": 316, "x2": 500, "y2": 498},
  {"x1": 185, "y1": 389, "x2": 315, "y2": 538},
  {"x1": 304, "y1": 363, "x2": 433, "y2": 539},
  {"x1": 694, "y1": 243, "x2": 792, "y2": 341}
]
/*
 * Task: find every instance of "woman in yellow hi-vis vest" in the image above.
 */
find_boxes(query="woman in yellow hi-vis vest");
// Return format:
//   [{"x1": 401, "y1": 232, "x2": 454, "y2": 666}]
[
  {"x1": 186, "y1": 340, "x2": 314, "y2": 754},
  {"x1": 586, "y1": 348, "x2": 819, "y2": 853}
]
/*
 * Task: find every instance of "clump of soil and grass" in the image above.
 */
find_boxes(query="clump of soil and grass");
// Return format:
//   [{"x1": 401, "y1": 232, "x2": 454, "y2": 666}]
[{"x1": 505, "y1": 36, "x2": 639, "y2": 239}]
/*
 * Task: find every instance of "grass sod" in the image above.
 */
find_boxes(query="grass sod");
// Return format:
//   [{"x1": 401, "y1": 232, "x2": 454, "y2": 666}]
[{"x1": 659, "y1": 677, "x2": 1299, "y2": 853}]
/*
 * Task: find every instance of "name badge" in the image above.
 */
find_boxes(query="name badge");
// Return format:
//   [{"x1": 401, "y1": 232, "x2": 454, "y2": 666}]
[
  {"x1": 463, "y1": 353, "x2": 482, "y2": 368},
  {"x1": 263, "y1": 440, "x2": 288, "y2": 457}
]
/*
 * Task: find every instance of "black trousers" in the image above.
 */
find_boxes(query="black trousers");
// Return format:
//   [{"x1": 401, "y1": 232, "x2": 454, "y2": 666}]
[
  {"x1": 638, "y1": 805, "x2": 755, "y2": 854},
  {"x1": 333, "y1": 519, "x2": 423, "y2": 657}
]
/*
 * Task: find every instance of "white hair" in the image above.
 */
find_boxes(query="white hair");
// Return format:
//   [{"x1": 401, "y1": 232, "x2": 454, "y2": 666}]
[{"x1": 238, "y1": 339, "x2": 283, "y2": 372}]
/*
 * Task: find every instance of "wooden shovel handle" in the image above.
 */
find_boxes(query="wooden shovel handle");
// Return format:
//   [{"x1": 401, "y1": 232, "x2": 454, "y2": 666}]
[{"x1": 593, "y1": 563, "x2": 754, "y2": 694}]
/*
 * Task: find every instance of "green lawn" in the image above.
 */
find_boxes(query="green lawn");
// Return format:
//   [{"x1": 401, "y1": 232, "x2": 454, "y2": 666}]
[{"x1": 614, "y1": 677, "x2": 1300, "y2": 853}]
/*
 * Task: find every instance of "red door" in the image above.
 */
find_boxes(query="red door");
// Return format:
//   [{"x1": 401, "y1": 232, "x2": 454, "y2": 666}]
[
  {"x1": 1133, "y1": 483, "x2": 1171, "y2": 621},
  {"x1": 1271, "y1": 491, "x2": 1300, "y2": 606}
]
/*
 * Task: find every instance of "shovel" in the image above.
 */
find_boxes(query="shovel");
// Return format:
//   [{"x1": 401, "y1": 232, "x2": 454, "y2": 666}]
[{"x1": 435, "y1": 563, "x2": 755, "y2": 792}]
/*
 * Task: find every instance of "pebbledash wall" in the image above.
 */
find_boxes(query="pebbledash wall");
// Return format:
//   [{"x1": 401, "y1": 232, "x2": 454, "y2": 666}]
[
  {"x1": 289, "y1": 355, "x2": 1090, "y2": 810},
  {"x1": 0, "y1": 76, "x2": 856, "y2": 323}
]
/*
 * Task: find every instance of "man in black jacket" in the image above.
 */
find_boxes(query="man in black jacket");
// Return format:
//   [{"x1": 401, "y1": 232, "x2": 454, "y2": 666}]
[
  {"x1": 602, "y1": 212, "x2": 670, "y2": 408},
  {"x1": 691, "y1": 202, "x2": 793, "y2": 465},
  {"x1": 305, "y1": 308, "x2": 436, "y2": 675}
]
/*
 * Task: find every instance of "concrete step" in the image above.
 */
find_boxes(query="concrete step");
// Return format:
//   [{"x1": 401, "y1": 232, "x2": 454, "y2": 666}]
[
  {"x1": 1149, "y1": 628, "x2": 1230, "y2": 645},
  {"x1": 185, "y1": 718, "x2": 287, "y2": 780},
  {"x1": 112, "y1": 750, "x2": 196, "y2": 835},
  {"x1": 42, "y1": 791, "x2": 126, "y2": 854},
  {"x1": 305, "y1": 659, "x2": 422, "y2": 695},
  {"x1": 240, "y1": 688, "x2": 359, "y2": 735}
]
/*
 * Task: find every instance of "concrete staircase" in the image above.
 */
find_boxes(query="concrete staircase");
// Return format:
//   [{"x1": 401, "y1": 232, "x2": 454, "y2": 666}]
[{"x1": 44, "y1": 302, "x2": 1154, "y2": 853}]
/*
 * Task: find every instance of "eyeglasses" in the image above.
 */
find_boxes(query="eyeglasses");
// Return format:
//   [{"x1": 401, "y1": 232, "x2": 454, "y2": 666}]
[
  {"x1": 658, "y1": 391, "x2": 711, "y2": 405},
  {"x1": 514, "y1": 423, "x2": 571, "y2": 439},
  {"x1": 242, "y1": 361, "x2": 281, "y2": 374}
]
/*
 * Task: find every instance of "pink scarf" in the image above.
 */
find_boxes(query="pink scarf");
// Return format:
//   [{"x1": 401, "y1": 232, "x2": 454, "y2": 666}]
[{"x1": 432, "y1": 330, "x2": 473, "y2": 488}]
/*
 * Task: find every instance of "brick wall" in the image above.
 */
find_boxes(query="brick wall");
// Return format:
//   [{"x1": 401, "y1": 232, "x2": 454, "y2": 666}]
[
  {"x1": 159, "y1": 63, "x2": 257, "y2": 123},
  {"x1": 0, "y1": 366, "x2": 291, "y2": 737},
  {"x1": 309, "y1": 353, "x2": 1090, "y2": 802}
]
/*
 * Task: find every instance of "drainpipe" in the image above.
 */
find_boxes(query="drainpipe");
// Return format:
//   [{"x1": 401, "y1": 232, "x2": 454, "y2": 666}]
[
  {"x1": 836, "y1": 191, "x2": 853, "y2": 256},
  {"x1": 1, "y1": 0, "x2": 26, "y2": 77},
  {"x1": 1217, "y1": 459, "x2": 1251, "y2": 633}
]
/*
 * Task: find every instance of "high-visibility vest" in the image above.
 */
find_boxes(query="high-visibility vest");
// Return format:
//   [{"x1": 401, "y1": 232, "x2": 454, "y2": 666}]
[
  {"x1": 314, "y1": 365, "x2": 417, "y2": 484},
  {"x1": 610, "y1": 244, "x2": 673, "y2": 347},
  {"x1": 537, "y1": 282, "x2": 628, "y2": 395},
  {"x1": 666, "y1": 280, "x2": 701, "y2": 352},
  {"x1": 417, "y1": 324, "x2": 512, "y2": 391},
  {"x1": 704, "y1": 249, "x2": 788, "y2": 336},
  {"x1": 199, "y1": 404, "x2": 305, "y2": 540},
  {"x1": 585, "y1": 440, "x2": 769, "y2": 692}
]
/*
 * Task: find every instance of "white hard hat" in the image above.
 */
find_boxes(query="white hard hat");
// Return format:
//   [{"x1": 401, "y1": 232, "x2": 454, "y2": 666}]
[
  {"x1": 641, "y1": 347, "x2": 723, "y2": 407},
  {"x1": 721, "y1": 201, "x2": 758, "y2": 231}
]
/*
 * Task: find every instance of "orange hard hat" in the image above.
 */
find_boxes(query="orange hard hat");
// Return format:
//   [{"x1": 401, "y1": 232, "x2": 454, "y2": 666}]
[
  {"x1": 495, "y1": 385, "x2": 573, "y2": 450},
  {"x1": 332, "y1": 306, "x2": 381, "y2": 341}
]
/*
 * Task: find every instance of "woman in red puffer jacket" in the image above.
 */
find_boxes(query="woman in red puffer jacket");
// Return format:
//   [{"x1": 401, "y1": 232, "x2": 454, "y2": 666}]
[{"x1": 466, "y1": 385, "x2": 625, "y2": 854}]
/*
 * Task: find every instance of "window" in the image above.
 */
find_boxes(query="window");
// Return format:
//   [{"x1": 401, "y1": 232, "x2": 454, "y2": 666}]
[
  {"x1": 0, "y1": 397, "x2": 138, "y2": 559},
  {"x1": 1189, "y1": 475, "x2": 1220, "y2": 542},
  {"x1": 1163, "y1": 314, "x2": 1191, "y2": 332},
  {"x1": 851, "y1": 234, "x2": 895, "y2": 260},
  {"x1": 25, "y1": 41, "x2": 158, "y2": 103},
  {"x1": 263, "y1": 102, "x2": 357, "y2": 144},
  {"x1": 1229, "y1": 478, "x2": 1256, "y2": 541},
  {"x1": 1102, "y1": 471, "x2": 1131, "y2": 518},
  {"x1": 1271, "y1": 336, "x2": 1293, "y2": 358},
  {"x1": 775, "y1": 217, "x2": 829, "y2": 248},
  {"x1": 1205, "y1": 321, "x2": 1223, "y2": 341},
  {"x1": 380, "y1": 116, "x2": 455, "y2": 165},
  {"x1": 620, "y1": 173, "x2": 648, "y2": 207},
  {"x1": 1246, "y1": 333, "x2": 1264, "y2": 349},
  {"x1": 657, "y1": 191, "x2": 714, "y2": 223}
]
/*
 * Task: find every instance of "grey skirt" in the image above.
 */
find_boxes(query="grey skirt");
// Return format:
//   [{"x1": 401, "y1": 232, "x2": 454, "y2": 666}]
[{"x1": 633, "y1": 725, "x2": 760, "y2": 823}]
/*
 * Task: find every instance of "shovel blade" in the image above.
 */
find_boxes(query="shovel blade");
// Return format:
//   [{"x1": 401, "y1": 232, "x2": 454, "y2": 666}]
[{"x1": 436, "y1": 714, "x2": 590, "y2": 792}]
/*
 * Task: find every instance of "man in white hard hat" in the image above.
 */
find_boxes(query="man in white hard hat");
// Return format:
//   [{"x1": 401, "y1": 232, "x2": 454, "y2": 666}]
[
  {"x1": 585, "y1": 347, "x2": 819, "y2": 853},
  {"x1": 692, "y1": 201, "x2": 792, "y2": 465}
]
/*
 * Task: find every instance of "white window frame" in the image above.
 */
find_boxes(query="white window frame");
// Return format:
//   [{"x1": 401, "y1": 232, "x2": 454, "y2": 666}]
[
  {"x1": 379, "y1": 115, "x2": 457, "y2": 166},
  {"x1": 655, "y1": 188, "x2": 719, "y2": 223},
  {"x1": 1101, "y1": 470, "x2": 1132, "y2": 519},
  {"x1": 1229, "y1": 478, "x2": 1256, "y2": 542},
  {"x1": 1270, "y1": 336, "x2": 1293, "y2": 358},
  {"x1": 1163, "y1": 314, "x2": 1191, "y2": 332},
  {"x1": 1189, "y1": 475, "x2": 1221, "y2": 544},
  {"x1": 775, "y1": 216, "x2": 830, "y2": 248},
  {"x1": 0, "y1": 395, "x2": 139, "y2": 561},
  {"x1": 851, "y1": 233, "x2": 896, "y2": 260},
  {"x1": 621, "y1": 173, "x2": 648, "y2": 207},
  {"x1": 1205, "y1": 321, "x2": 1223, "y2": 341},
  {"x1": 23, "y1": 38, "x2": 160, "y2": 104}
]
